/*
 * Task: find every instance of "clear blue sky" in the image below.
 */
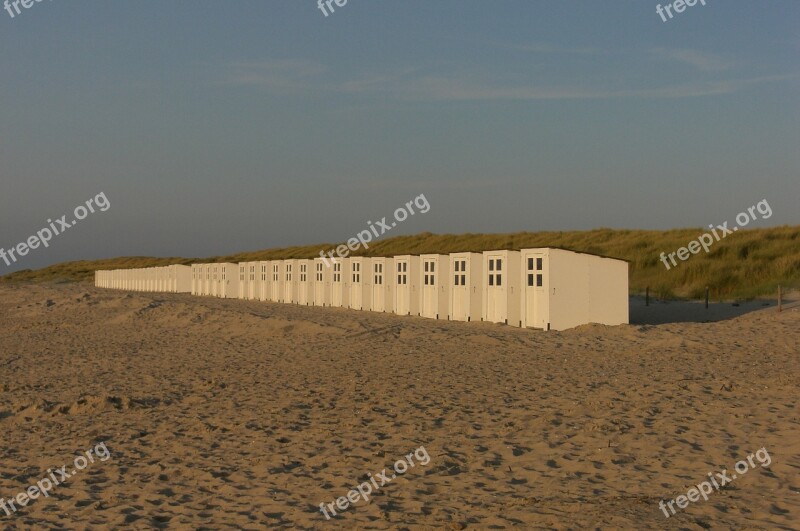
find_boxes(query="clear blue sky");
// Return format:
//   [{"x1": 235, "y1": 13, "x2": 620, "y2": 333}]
[{"x1": 1, "y1": 1, "x2": 798, "y2": 273}]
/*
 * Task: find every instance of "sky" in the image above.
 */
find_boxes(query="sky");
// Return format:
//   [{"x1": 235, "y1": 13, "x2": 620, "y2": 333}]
[{"x1": 0, "y1": 0, "x2": 798, "y2": 273}]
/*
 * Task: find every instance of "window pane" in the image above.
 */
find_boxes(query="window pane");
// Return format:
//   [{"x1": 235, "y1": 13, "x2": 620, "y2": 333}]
[
  {"x1": 489, "y1": 260, "x2": 494, "y2": 271},
  {"x1": 489, "y1": 275, "x2": 494, "y2": 286},
  {"x1": 537, "y1": 258, "x2": 543, "y2": 270},
  {"x1": 430, "y1": 263, "x2": 435, "y2": 272},
  {"x1": 528, "y1": 274, "x2": 534, "y2": 286},
  {"x1": 537, "y1": 274, "x2": 543, "y2": 287},
  {"x1": 497, "y1": 275, "x2": 502, "y2": 286},
  {"x1": 454, "y1": 275, "x2": 459, "y2": 286},
  {"x1": 497, "y1": 259, "x2": 502, "y2": 271},
  {"x1": 461, "y1": 274, "x2": 466, "y2": 285},
  {"x1": 431, "y1": 275, "x2": 435, "y2": 284}
]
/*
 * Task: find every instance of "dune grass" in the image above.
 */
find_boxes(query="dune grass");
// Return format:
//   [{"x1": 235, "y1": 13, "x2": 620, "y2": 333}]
[{"x1": 2, "y1": 226, "x2": 798, "y2": 300}]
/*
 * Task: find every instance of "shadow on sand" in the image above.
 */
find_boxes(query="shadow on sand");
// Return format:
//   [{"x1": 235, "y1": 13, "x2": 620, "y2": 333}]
[{"x1": 629, "y1": 294, "x2": 798, "y2": 325}]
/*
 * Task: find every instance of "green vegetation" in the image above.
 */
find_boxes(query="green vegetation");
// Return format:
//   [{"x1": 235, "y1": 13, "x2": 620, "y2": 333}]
[{"x1": 2, "y1": 226, "x2": 798, "y2": 300}]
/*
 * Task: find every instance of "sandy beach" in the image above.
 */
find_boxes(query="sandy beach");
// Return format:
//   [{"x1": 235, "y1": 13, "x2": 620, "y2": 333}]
[{"x1": 0, "y1": 282, "x2": 798, "y2": 529}]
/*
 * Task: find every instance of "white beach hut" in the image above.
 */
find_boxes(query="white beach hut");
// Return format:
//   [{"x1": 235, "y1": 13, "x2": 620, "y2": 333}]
[
  {"x1": 348, "y1": 257, "x2": 372, "y2": 311},
  {"x1": 214, "y1": 263, "x2": 239, "y2": 298},
  {"x1": 297, "y1": 259, "x2": 313, "y2": 306},
  {"x1": 258, "y1": 261, "x2": 270, "y2": 301},
  {"x1": 270, "y1": 261, "x2": 284, "y2": 302},
  {"x1": 519, "y1": 248, "x2": 629, "y2": 331},
  {"x1": 202, "y1": 264, "x2": 212, "y2": 296},
  {"x1": 370, "y1": 257, "x2": 394, "y2": 313},
  {"x1": 238, "y1": 263, "x2": 249, "y2": 299},
  {"x1": 393, "y1": 255, "x2": 421, "y2": 316},
  {"x1": 195, "y1": 265, "x2": 202, "y2": 295},
  {"x1": 420, "y1": 254, "x2": 450, "y2": 319},
  {"x1": 283, "y1": 260, "x2": 299, "y2": 303},
  {"x1": 161, "y1": 266, "x2": 170, "y2": 292},
  {"x1": 313, "y1": 258, "x2": 332, "y2": 306},
  {"x1": 482, "y1": 250, "x2": 522, "y2": 326},
  {"x1": 449, "y1": 252, "x2": 483, "y2": 322},
  {"x1": 191, "y1": 265, "x2": 202, "y2": 295},
  {"x1": 172, "y1": 265, "x2": 192, "y2": 293},
  {"x1": 247, "y1": 262, "x2": 258, "y2": 299},
  {"x1": 200, "y1": 264, "x2": 209, "y2": 295},
  {"x1": 329, "y1": 257, "x2": 349, "y2": 308},
  {"x1": 210, "y1": 265, "x2": 220, "y2": 297},
  {"x1": 237, "y1": 262, "x2": 258, "y2": 300}
]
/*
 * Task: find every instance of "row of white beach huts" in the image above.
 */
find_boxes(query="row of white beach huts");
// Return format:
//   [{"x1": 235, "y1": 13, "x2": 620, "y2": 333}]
[{"x1": 95, "y1": 248, "x2": 629, "y2": 330}]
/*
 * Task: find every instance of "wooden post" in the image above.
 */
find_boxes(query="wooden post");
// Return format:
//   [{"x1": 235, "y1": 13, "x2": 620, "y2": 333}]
[
  {"x1": 778, "y1": 285, "x2": 782, "y2": 312},
  {"x1": 705, "y1": 286, "x2": 709, "y2": 309},
  {"x1": 646, "y1": 286, "x2": 649, "y2": 307}
]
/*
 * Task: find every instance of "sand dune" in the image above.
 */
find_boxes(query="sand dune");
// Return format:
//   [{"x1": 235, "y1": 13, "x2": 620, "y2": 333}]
[{"x1": 0, "y1": 283, "x2": 798, "y2": 529}]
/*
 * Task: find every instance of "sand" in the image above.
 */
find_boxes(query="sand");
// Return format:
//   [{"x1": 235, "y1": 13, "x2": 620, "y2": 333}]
[{"x1": 0, "y1": 282, "x2": 798, "y2": 529}]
